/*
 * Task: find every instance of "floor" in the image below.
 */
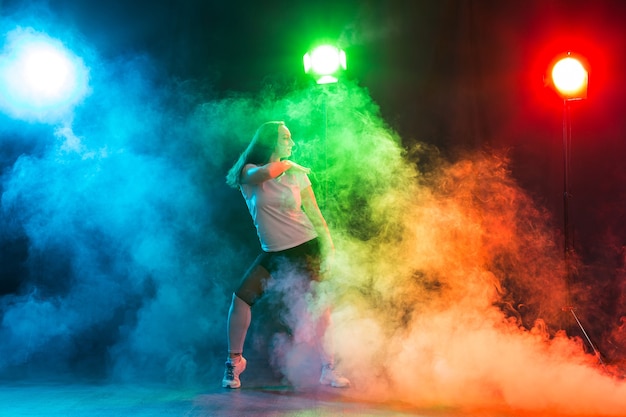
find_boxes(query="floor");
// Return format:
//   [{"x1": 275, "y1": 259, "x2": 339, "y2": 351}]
[
  {"x1": 1, "y1": 345, "x2": 618, "y2": 417},
  {"x1": 0, "y1": 378, "x2": 597, "y2": 417}
]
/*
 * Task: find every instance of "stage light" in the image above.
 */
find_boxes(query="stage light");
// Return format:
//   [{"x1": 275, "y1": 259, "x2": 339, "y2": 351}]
[
  {"x1": 303, "y1": 44, "x2": 346, "y2": 84},
  {"x1": 551, "y1": 55, "x2": 588, "y2": 100},
  {"x1": 302, "y1": 43, "x2": 347, "y2": 210},
  {"x1": 0, "y1": 28, "x2": 90, "y2": 123},
  {"x1": 21, "y1": 43, "x2": 74, "y2": 99},
  {"x1": 549, "y1": 51, "x2": 603, "y2": 365}
]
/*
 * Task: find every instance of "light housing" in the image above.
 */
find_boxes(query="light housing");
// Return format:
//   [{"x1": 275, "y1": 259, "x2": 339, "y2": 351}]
[
  {"x1": 0, "y1": 28, "x2": 90, "y2": 122},
  {"x1": 303, "y1": 44, "x2": 346, "y2": 84},
  {"x1": 551, "y1": 54, "x2": 588, "y2": 100}
]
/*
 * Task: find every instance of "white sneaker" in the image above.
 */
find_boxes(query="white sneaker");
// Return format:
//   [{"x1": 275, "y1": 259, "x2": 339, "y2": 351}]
[
  {"x1": 319, "y1": 364, "x2": 350, "y2": 388},
  {"x1": 222, "y1": 356, "x2": 247, "y2": 389}
]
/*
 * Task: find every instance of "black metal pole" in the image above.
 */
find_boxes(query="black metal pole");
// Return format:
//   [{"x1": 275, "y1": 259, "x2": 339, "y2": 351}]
[
  {"x1": 561, "y1": 99, "x2": 605, "y2": 366},
  {"x1": 562, "y1": 99, "x2": 572, "y2": 300}
]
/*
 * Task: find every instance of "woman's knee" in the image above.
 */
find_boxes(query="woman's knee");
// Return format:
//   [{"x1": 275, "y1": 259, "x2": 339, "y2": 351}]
[
  {"x1": 230, "y1": 293, "x2": 253, "y2": 310},
  {"x1": 235, "y1": 264, "x2": 270, "y2": 305},
  {"x1": 233, "y1": 290, "x2": 256, "y2": 307}
]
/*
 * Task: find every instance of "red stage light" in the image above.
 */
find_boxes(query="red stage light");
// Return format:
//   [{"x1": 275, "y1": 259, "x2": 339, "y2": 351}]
[{"x1": 551, "y1": 55, "x2": 588, "y2": 100}]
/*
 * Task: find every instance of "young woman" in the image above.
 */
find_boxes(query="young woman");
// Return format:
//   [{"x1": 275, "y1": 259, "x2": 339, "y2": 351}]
[{"x1": 222, "y1": 121, "x2": 349, "y2": 389}]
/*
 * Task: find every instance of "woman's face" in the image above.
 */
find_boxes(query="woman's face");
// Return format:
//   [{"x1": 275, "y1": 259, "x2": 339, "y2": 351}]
[{"x1": 273, "y1": 125, "x2": 295, "y2": 159}]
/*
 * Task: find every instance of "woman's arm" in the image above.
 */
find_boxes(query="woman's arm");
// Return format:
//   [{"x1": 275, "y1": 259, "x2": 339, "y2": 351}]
[{"x1": 241, "y1": 161, "x2": 311, "y2": 185}]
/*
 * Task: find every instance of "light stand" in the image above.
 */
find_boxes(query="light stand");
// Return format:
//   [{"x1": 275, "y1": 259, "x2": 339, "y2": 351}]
[
  {"x1": 552, "y1": 54, "x2": 604, "y2": 366},
  {"x1": 560, "y1": 99, "x2": 604, "y2": 366},
  {"x1": 303, "y1": 44, "x2": 347, "y2": 212}
]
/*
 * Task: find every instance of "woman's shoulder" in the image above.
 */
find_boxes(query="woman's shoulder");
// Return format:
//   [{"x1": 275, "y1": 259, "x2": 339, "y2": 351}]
[{"x1": 286, "y1": 170, "x2": 311, "y2": 188}]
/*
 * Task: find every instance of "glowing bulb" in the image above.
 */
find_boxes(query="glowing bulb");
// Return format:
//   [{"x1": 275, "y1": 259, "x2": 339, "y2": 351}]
[
  {"x1": 310, "y1": 45, "x2": 343, "y2": 75},
  {"x1": 21, "y1": 44, "x2": 74, "y2": 99},
  {"x1": 551, "y1": 57, "x2": 588, "y2": 99},
  {"x1": 303, "y1": 44, "x2": 347, "y2": 84},
  {"x1": 0, "y1": 28, "x2": 90, "y2": 123}
]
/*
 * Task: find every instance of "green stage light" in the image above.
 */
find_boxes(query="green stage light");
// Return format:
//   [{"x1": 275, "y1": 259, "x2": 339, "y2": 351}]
[{"x1": 303, "y1": 45, "x2": 346, "y2": 84}]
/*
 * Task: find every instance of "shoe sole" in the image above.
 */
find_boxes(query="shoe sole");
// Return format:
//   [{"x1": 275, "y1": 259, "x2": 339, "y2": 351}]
[{"x1": 320, "y1": 382, "x2": 350, "y2": 388}]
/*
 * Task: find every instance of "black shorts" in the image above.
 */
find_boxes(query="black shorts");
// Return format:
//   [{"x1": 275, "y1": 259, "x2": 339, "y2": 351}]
[
  {"x1": 257, "y1": 238, "x2": 321, "y2": 274},
  {"x1": 235, "y1": 238, "x2": 321, "y2": 305}
]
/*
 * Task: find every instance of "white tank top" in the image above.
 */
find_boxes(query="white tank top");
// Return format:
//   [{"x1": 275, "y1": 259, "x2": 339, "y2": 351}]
[{"x1": 240, "y1": 169, "x2": 318, "y2": 252}]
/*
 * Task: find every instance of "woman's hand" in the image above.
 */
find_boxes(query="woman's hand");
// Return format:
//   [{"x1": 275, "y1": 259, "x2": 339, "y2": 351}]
[{"x1": 320, "y1": 246, "x2": 335, "y2": 278}]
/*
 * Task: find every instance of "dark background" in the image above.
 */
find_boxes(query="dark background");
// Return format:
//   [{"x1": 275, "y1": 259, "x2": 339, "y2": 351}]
[
  {"x1": 53, "y1": 2, "x2": 626, "y2": 281},
  {"x1": 37, "y1": 0, "x2": 626, "y2": 254},
  {"x1": 3, "y1": 0, "x2": 625, "y2": 262}
]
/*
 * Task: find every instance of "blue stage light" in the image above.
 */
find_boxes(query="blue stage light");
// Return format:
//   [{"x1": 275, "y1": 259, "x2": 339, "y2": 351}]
[{"x1": 0, "y1": 28, "x2": 90, "y2": 123}]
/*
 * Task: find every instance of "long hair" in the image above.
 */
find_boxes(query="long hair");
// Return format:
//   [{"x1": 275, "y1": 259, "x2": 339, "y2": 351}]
[{"x1": 226, "y1": 121, "x2": 284, "y2": 189}]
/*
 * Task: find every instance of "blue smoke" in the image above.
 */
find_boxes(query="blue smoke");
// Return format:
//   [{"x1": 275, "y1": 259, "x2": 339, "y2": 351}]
[
  {"x1": 0, "y1": 12, "x2": 248, "y2": 382},
  {"x1": 0, "y1": 7, "x2": 341, "y2": 384}
]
